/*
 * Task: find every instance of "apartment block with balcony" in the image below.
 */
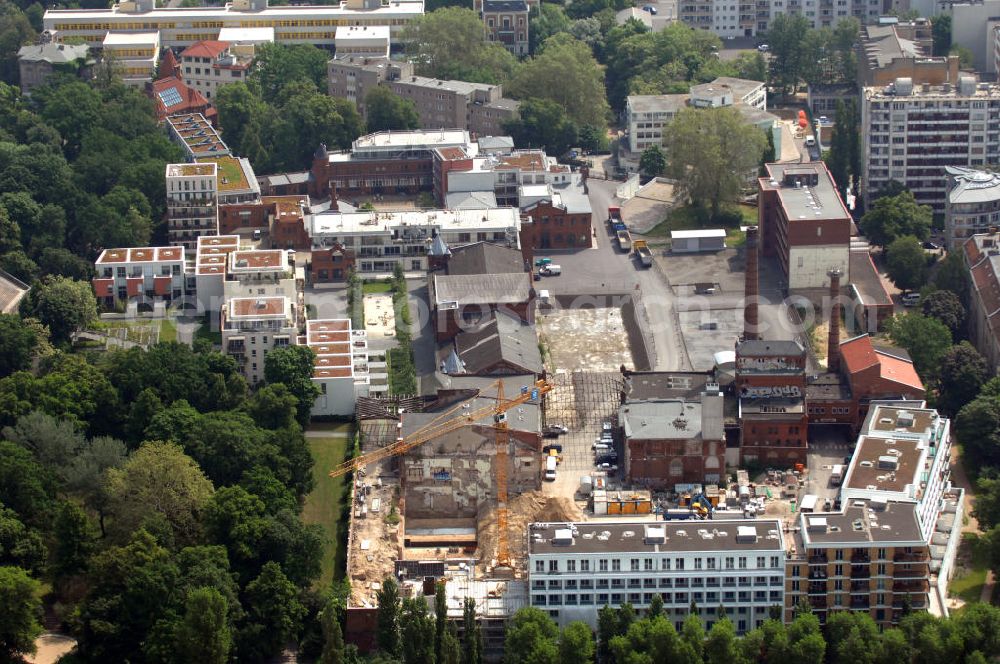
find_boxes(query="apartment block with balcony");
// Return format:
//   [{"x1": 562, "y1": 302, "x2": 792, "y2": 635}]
[
  {"x1": 222, "y1": 295, "x2": 300, "y2": 384},
  {"x1": 527, "y1": 520, "x2": 786, "y2": 633},
  {"x1": 861, "y1": 76, "x2": 1000, "y2": 213},
  {"x1": 944, "y1": 167, "x2": 1000, "y2": 249},
  {"x1": 222, "y1": 248, "x2": 299, "y2": 308},
  {"x1": 166, "y1": 162, "x2": 219, "y2": 253},
  {"x1": 681, "y1": 0, "x2": 880, "y2": 37},
  {"x1": 308, "y1": 207, "x2": 523, "y2": 275},
  {"x1": 305, "y1": 318, "x2": 376, "y2": 417},
  {"x1": 784, "y1": 501, "x2": 931, "y2": 628},
  {"x1": 92, "y1": 246, "x2": 187, "y2": 308},
  {"x1": 178, "y1": 39, "x2": 254, "y2": 100}
]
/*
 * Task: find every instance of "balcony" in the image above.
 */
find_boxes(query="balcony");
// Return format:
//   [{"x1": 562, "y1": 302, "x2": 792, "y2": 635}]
[
  {"x1": 850, "y1": 580, "x2": 870, "y2": 593},
  {"x1": 809, "y1": 597, "x2": 828, "y2": 609},
  {"x1": 849, "y1": 598, "x2": 870, "y2": 610},
  {"x1": 893, "y1": 569, "x2": 927, "y2": 579},
  {"x1": 892, "y1": 579, "x2": 929, "y2": 593},
  {"x1": 850, "y1": 567, "x2": 871, "y2": 579},
  {"x1": 808, "y1": 582, "x2": 827, "y2": 594},
  {"x1": 893, "y1": 552, "x2": 929, "y2": 563},
  {"x1": 809, "y1": 554, "x2": 828, "y2": 564},
  {"x1": 851, "y1": 552, "x2": 871, "y2": 564}
]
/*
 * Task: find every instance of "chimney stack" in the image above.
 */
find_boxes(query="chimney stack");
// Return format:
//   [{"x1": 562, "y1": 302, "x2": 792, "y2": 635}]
[
  {"x1": 743, "y1": 225, "x2": 760, "y2": 341},
  {"x1": 827, "y1": 269, "x2": 842, "y2": 373}
]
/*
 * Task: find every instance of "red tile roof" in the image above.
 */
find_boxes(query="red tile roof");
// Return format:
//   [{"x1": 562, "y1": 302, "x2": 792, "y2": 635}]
[
  {"x1": 151, "y1": 75, "x2": 217, "y2": 124},
  {"x1": 159, "y1": 48, "x2": 180, "y2": 80},
  {"x1": 875, "y1": 350, "x2": 924, "y2": 392},
  {"x1": 839, "y1": 334, "x2": 879, "y2": 375},
  {"x1": 180, "y1": 40, "x2": 231, "y2": 60}
]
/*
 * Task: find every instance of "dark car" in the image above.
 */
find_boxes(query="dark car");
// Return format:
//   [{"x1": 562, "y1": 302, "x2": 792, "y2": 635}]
[
  {"x1": 922, "y1": 241, "x2": 940, "y2": 250},
  {"x1": 543, "y1": 443, "x2": 564, "y2": 454},
  {"x1": 642, "y1": 4, "x2": 657, "y2": 13},
  {"x1": 543, "y1": 424, "x2": 568, "y2": 436}
]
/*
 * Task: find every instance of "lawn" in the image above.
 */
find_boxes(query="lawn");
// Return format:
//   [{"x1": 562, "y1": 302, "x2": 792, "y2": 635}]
[
  {"x1": 159, "y1": 318, "x2": 177, "y2": 343},
  {"x1": 950, "y1": 532, "x2": 990, "y2": 603},
  {"x1": 93, "y1": 319, "x2": 163, "y2": 345},
  {"x1": 362, "y1": 280, "x2": 393, "y2": 294},
  {"x1": 194, "y1": 315, "x2": 222, "y2": 346},
  {"x1": 302, "y1": 424, "x2": 354, "y2": 587},
  {"x1": 644, "y1": 203, "x2": 756, "y2": 248}
]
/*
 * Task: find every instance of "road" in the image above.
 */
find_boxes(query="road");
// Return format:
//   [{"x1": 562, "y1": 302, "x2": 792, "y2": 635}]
[{"x1": 536, "y1": 178, "x2": 690, "y2": 371}]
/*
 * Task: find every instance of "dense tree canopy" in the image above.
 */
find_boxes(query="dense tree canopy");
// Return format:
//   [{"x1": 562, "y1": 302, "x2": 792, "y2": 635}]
[
  {"x1": 884, "y1": 312, "x2": 952, "y2": 381},
  {"x1": 859, "y1": 190, "x2": 932, "y2": 247},
  {"x1": 886, "y1": 235, "x2": 929, "y2": 292},
  {"x1": 938, "y1": 342, "x2": 989, "y2": 418},
  {"x1": 365, "y1": 87, "x2": 421, "y2": 133},
  {"x1": 402, "y1": 7, "x2": 519, "y2": 84},
  {"x1": 503, "y1": 97, "x2": 580, "y2": 156}
]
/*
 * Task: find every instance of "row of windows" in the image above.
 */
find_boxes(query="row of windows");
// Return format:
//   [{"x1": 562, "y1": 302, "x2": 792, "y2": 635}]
[
  {"x1": 534, "y1": 555, "x2": 783, "y2": 574},
  {"x1": 531, "y1": 590, "x2": 782, "y2": 606},
  {"x1": 533, "y1": 575, "x2": 783, "y2": 590},
  {"x1": 53, "y1": 17, "x2": 409, "y2": 31}
]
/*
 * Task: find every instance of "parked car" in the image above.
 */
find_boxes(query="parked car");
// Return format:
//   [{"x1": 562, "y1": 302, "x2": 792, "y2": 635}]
[
  {"x1": 596, "y1": 454, "x2": 618, "y2": 465},
  {"x1": 757, "y1": 43, "x2": 770, "y2": 52},
  {"x1": 252, "y1": 229, "x2": 262, "y2": 241},
  {"x1": 543, "y1": 424, "x2": 568, "y2": 436},
  {"x1": 539, "y1": 265, "x2": 562, "y2": 276},
  {"x1": 922, "y1": 241, "x2": 940, "y2": 250},
  {"x1": 818, "y1": 115, "x2": 830, "y2": 124},
  {"x1": 602, "y1": 421, "x2": 613, "y2": 432},
  {"x1": 534, "y1": 257, "x2": 552, "y2": 267},
  {"x1": 901, "y1": 293, "x2": 921, "y2": 307},
  {"x1": 641, "y1": 4, "x2": 657, "y2": 13},
  {"x1": 804, "y1": 136, "x2": 817, "y2": 147}
]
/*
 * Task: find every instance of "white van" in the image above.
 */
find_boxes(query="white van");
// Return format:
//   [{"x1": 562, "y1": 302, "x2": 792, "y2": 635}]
[
  {"x1": 545, "y1": 455, "x2": 557, "y2": 481},
  {"x1": 799, "y1": 494, "x2": 818, "y2": 513},
  {"x1": 830, "y1": 464, "x2": 844, "y2": 487},
  {"x1": 541, "y1": 264, "x2": 562, "y2": 276}
]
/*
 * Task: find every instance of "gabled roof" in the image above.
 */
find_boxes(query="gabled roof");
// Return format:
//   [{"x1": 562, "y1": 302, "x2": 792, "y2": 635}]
[
  {"x1": 841, "y1": 334, "x2": 924, "y2": 392},
  {"x1": 159, "y1": 48, "x2": 180, "y2": 80},
  {"x1": 180, "y1": 40, "x2": 230, "y2": 60},
  {"x1": 151, "y1": 75, "x2": 215, "y2": 122},
  {"x1": 839, "y1": 334, "x2": 880, "y2": 374},
  {"x1": 447, "y1": 242, "x2": 524, "y2": 276},
  {"x1": 452, "y1": 312, "x2": 542, "y2": 376}
]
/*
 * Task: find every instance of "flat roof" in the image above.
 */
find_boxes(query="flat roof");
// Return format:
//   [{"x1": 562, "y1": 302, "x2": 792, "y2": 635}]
[
  {"x1": 865, "y1": 404, "x2": 938, "y2": 437},
  {"x1": 627, "y1": 94, "x2": 690, "y2": 114},
  {"x1": 103, "y1": 31, "x2": 159, "y2": 46},
  {"x1": 228, "y1": 296, "x2": 288, "y2": 318},
  {"x1": 845, "y1": 435, "x2": 924, "y2": 493},
  {"x1": 798, "y1": 501, "x2": 924, "y2": 547},
  {"x1": 196, "y1": 156, "x2": 253, "y2": 192},
  {"x1": 44, "y1": 2, "x2": 423, "y2": 21},
  {"x1": 310, "y1": 207, "x2": 522, "y2": 236},
  {"x1": 529, "y1": 520, "x2": 785, "y2": 555},
  {"x1": 849, "y1": 249, "x2": 892, "y2": 306},
  {"x1": 230, "y1": 249, "x2": 286, "y2": 271},
  {"x1": 761, "y1": 162, "x2": 851, "y2": 222},
  {"x1": 167, "y1": 162, "x2": 216, "y2": 178},
  {"x1": 621, "y1": 399, "x2": 706, "y2": 440},
  {"x1": 671, "y1": 229, "x2": 727, "y2": 239},
  {"x1": 97, "y1": 246, "x2": 185, "y2": 264},
  {"x1": 217, "y1": 26, "x2": 275, "y2": 42},
  {"x1": 623, "y1": 372, "x2": 713, "y2": 401},
  {"x1": 433, "y1": 273, "x2": 530, "y2": 306},
  {"x1": 195, "y1": 234, "x2": 241, "y2": 275},
  {"x1": 350, "y1": 129, "x2": 471, "y2": 152}
]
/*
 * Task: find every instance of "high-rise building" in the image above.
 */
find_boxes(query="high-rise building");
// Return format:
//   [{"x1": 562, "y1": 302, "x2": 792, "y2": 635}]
[{"x1": 165, "y1": 162, "x2": 219, "y2": 252}]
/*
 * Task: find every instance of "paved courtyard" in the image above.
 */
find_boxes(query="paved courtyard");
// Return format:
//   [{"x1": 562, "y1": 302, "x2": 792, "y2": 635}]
[{"x1": 537, "y1": 307, "x2": 635, "y2": 373}]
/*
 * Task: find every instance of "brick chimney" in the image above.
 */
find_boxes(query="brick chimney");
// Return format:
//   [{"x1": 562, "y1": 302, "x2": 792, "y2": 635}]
[
  {"x1": 827, "y1": 269, "x2": 842, "y2": 373},
  {"x1": 743, "y1": 225, "x2": 760, "y2": 341}
]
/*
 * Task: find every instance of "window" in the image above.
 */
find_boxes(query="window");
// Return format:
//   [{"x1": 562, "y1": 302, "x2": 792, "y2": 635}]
[
  {"x1": 631, "y1": 559, "x2": 640, "y2": 572},
  {"x1": 548, "y1": 560, "x2": 558, "y2": 573},
  {"x1": 612, "y1": 560, "x2": 621, "y2": 572},
  {"x1": 739, "y1": 557, "x2": 747, "y2": 569},
  {"x1": 676, "y1": 559, "x2": 685, "y2": 571},
  {"x1": 644, "y1": 559, "x2": 653, "y2": 571},
  {"x1": 567, "y1": 560, "x2": 576, "y2": 573},
  {"x1": 599, "y1": 560, "x2": 608, "y2": 572},
  {"x1": 695, "y1": 558, "x2": 703, "y2": 570},
  {"x1": 581, "y1": 560, "x2": 590, "y2": 573}
]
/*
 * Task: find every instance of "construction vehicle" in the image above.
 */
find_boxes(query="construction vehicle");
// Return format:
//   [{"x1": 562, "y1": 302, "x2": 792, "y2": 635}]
[
  {"x1": 328, "y1": 378, "x2": 554, "y2": 572},
  {"x1": 633, "y1": 239, "x2": 653, "y2": 267},
  {"x1": 608, "y1": 206, "x2": 622, "y2": 226},
  {"x1": 616, "y1": 229, "x2": 632, "y2": 252},
  {"x1": 690, "y1": 492, "x2": 715, "y2": 517}
]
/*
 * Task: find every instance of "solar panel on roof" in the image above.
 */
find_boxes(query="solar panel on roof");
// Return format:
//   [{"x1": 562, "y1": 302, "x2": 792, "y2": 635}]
[{"x1": 157, "y1": 87, "x2": 183, "y2": 108}]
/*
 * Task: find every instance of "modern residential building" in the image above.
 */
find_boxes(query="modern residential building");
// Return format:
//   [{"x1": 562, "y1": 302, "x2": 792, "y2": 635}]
[
  {"x1": 165, "y1": 162, "x2": 219, "y2": 252},
  {"x1": 678, "y1": 0, "x2": 880, "y2": 38},
  {"x1": 327, "y1": 58, "x2": 519, "y2": 136},
  {"x1": 758, "y1": 162, "x2": 851, "y2": 292},
  {"x1": 165, "y1": 113, "x2": 230, "y2": 158},
  {"x1": 43, "y1": 0, "x2": 424, "y2": 49},
  {"x1": 197, "y1": 155, "x2": 261, "y2": 205},
  {"x1": 194, "y1": 234, "x2": 241, "y2": 313},
  {"x1": 478, "y1": 0, "x2": 531, "y2": 56},
  {"x1": 861, "y1": 76, "x2": 1000, "y2": 212},
  {"x1": 305, "y1": 318, "x2": 374, "y2": 415},
  {"x1": 944, "y1": 166, "x2": 1000, "y2": 248},
  {"x1": 527, "y1": 520, "x2": 786, "y2": 633},
  {"x1": 178, "y1": 40, "x2": 254, "y2": 100},
  {"x1": 964, "y1": 231, "x2": 1000, "y2": 370},
  {"x1": 222, "y1": 295, "x2": 300, "y2": 384},
  {"x1": 16, "y1": 40, "x2": 91, "y2": 95},
  {"x1": 92, "y1": 246, "x2": 187, "y2": 307},
  {"x1": 334, "y1": 25, "x2": 390, "y2": 58},
  {"x1": 625, "y1": 77, "x2": 769, "y2": 154},
  {"x1": 102, "y1": 31, "x2": 160, "y2": 86},
  {"x1": 308, "y1": 206, "x2": 524, "y2": 275},
  {"x1": 857, "y1": 20, "x2": 958, "y2": 87}
]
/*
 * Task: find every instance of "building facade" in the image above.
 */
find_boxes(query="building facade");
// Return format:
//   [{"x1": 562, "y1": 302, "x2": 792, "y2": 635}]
[
  {"x1": 17, "y1": 41, "x2": 91, "y2": 95},
  {"x1": 92, "y1": 246, "x2": 187, "y2": 307},
  {"x1": 758, "y1": 163, "x2": 851, "y2": 292},
  {"x1": 166, "y1": 162, "x2": 219, "y2": 252},
  {"x1": 222, "y1": 295, "x2": 299, "y2": 384},
  {"x1": 861, "y1": 77, "x2": 1000, "y2": 213},
  {"x1": 945, "y1": 166, "x2": 1000, "y2": 249},
  {"x1": 527, "y1": 520, "x2": 786, "y2": 633},
  {"x1": 178, "y1": 40, "x2": 253, "y2": 100},
  {"x1": 43, "y1": 0, "x2": 423, "y2": 49},
  {"x1": 478, "y1": 0, "x2": 530, "y2": 56},
  {"x1": 963, "y1": 232, "x2": 1000, "y2": 370},
  {"x1": 858, "y1": 21, "x2": 958, "y2": 87},
  {"x1": 678, "y1": 0, "x2": 880, "y2": 38},
  {"x1": 102, "y1": 31, "x2": 160, "y2": 86},
  {"x1": 306, "y1": 318, "x2": 373, "y2": 416}
]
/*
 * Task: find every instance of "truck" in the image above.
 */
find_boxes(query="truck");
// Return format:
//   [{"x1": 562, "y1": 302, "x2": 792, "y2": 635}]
[
  {"x1": 616, "y1": 229, "x2": 632, "y2": 252},
  {"x1": 608, "y1": 206, "x2": 622, "y2": 224},
  {"x1": 545, "y1": 455, "x2": 557, "y2": 481},
  {"x1": 830, "y1": 464, "x2": 844, "y2": 487},
  {"x1": 634, "y1": 240, "x2": 653, "y2": 267},
  {"x1": 799, "y1": 494, "x2": 818, "y2": 513}
]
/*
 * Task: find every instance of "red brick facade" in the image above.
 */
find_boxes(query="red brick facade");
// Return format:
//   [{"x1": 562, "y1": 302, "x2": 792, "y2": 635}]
[
  {"x1": 310, "y1": 153, "x2": 432, "y2": 198},
  {"x1": 736, "y1": 341, "x2": 809, "y2": 465},
  {"x1": 520, "y1": 200, "x2": 592, "y2": 251},
  {"x1": 626, "y1": 439, "x2": 725, "y2": 487},
  {"x1": 310, "y1": 245, "x2": 356, "y2": 283}
]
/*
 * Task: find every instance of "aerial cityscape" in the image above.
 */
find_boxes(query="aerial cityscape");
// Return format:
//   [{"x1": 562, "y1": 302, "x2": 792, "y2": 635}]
[{"x1": 3, "y1": 0, "x2": 1000, "y2": 661}]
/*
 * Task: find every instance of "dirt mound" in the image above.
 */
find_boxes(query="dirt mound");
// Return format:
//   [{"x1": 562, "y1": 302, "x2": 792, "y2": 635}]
[{"x1": 477, "y1": 492, "x2": 584, "y2": 576}]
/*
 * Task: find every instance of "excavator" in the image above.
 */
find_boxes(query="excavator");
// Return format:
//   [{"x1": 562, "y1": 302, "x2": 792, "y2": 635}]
[{"x1": 328, "y1": 378, "x2": 554, "y2": 572}]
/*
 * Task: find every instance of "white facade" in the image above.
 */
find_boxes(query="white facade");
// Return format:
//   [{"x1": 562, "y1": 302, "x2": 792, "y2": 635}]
[
  {"x1": 166, "y1": 162, "x2": 219, "y2": 253},
  {"x1": 527, "y1": 520, "x2": 786, "y2": 633},
  {"x1": 679, "y1": 0, "x2": 881, "y2": 38},
  {"x1": 945, "y1": 166, "x2": 1000, "y2": 248},
  {"x1": 861, "y1": 77, "x2": 1000, "y2": 213},
  {"x1": 222, "y1": 296, "x2": 299, "y2": 385},
  {"x1": 102, "y1": 30, "x2": 159, "y2": 86},
  {"x1": 44, "y1": 0, "x2": 424, "y2": 49},
  {"x1": 179, "y1": 41, "x2": 254, "y2": 100},
  {"x1": 949, "y1": 0, "x2": 1000, "y2": 75},
  {"x1": 334, "y1": 25, "x2": 390, "y2": 58},
  {"x1": 306, "y1": 319, "x2": 371, "y2": 417}
]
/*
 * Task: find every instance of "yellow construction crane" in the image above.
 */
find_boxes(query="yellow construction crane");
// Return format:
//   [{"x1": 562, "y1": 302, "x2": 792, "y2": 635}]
[{"x1": 329, "y1": 378, "x2": 554, "y2": 571}]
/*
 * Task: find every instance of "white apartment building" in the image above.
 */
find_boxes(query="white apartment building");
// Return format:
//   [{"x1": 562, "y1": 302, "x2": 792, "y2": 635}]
[
  {"x1": 44, "y1": 0, "x2": 423, "y2": 49},
  {"x1": 306, "y1": 319, "x2": 373, "y2": 417},
  {"x1": 194, "y1": 234, "x2": 240, "y2": 313},
  {"x1": 861, "y1": 76, "x2": 1000, "y2": 213},
  {"x1": 166, "y1": 162, "x2": 219, "y2": 253},
  {"x1": 840, "y1": 404, "x2": 952, "y2": 543},
  {"x1": 527, "y1": 520, "x2": 786, "y2": 633},
  {"x1": 944, "y1": 166, "x2": 1000, "y2": 249},
  {"x1": 334, "y1": 25, "x2": 389, "y2": 58},
  {"x1": 102, "y1": 31, "x2": 159, "y2": 86},
  {"x1": 441, "y1": 149, "x2": 575, "y2": 207},
  {"x1": 308, "y1": 207, "x2": 523, "y2": 275},
  {"x1": 222, "y1": 295, "x2": 299, "y2": 384},
  {"x1": 679, "y1": 0, "x2": 881, "y2": 38},
  {"x1": 178, "y1": 40, "x2": 253, "y2": 100},
  {"x1": 92, "y1": 246, "x2": 187, "y2": 307},
  {"x1": 625, "y1": 77, "x2": 768, "y2": 154}
]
